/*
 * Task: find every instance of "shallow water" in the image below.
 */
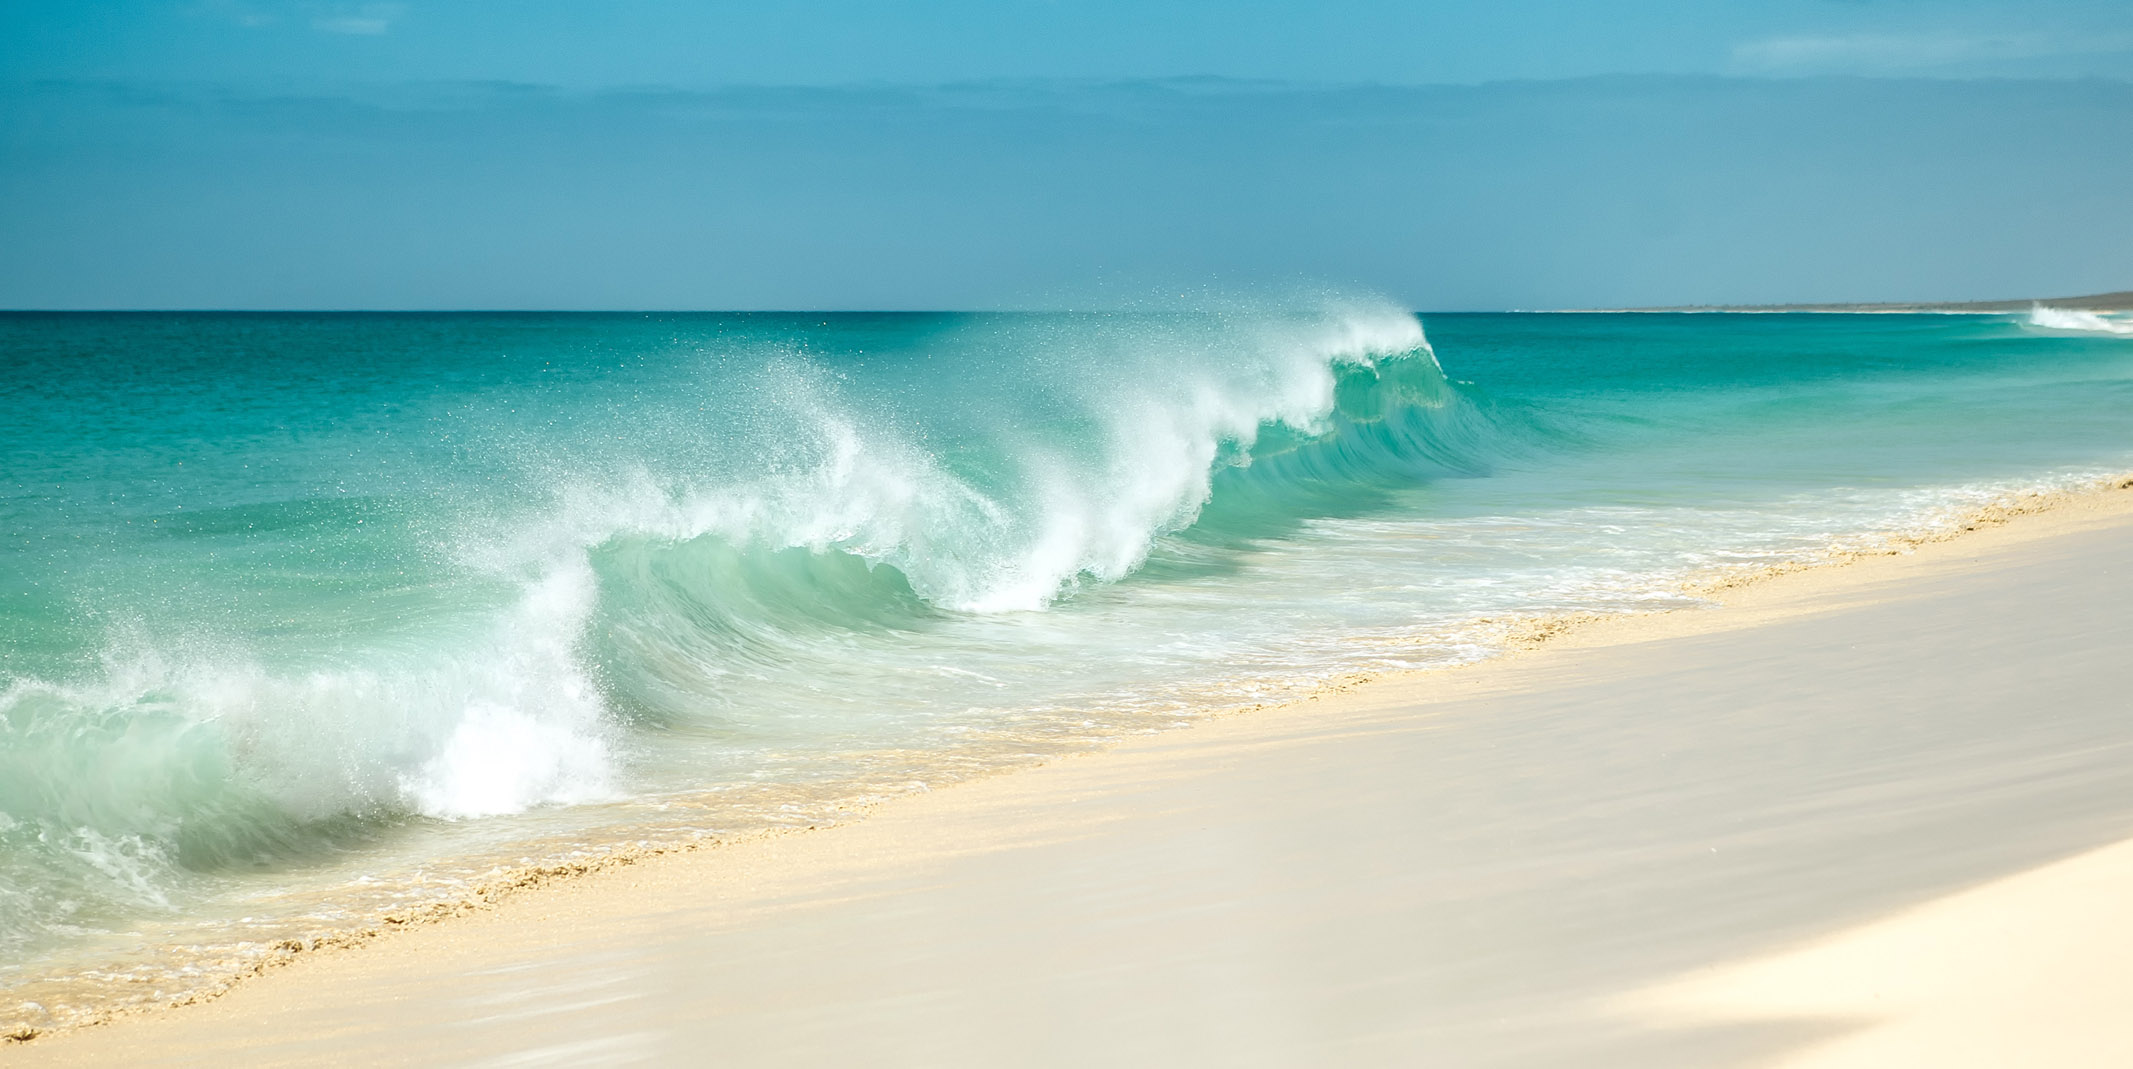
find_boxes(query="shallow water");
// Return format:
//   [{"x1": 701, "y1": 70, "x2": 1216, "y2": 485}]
[{"x1": 3, "y1": 302, "x2": 2129, "y2": 1025}]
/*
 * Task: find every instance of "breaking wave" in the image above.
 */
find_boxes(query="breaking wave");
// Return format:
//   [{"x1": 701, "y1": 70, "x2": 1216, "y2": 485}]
[
  {"x1": 2027, "y1": 304, "x2": 2133, "y2": 336},
  {"x1": 0, "y1": 301, "x2": 1489, "y2": 962}
]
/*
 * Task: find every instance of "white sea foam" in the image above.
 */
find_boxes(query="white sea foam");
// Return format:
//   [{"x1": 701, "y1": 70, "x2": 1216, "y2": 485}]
[
  {"x1": 401, "y1": 702, "x2": 614, "y2": 818},
  {"x1": 59, "y1": 829, "x2": 177, "y2": 911},
  {"x1": 2, "y1": 554, "x2": 617, "y2": 840},
  {"x1": 2027, "y1": 305, "x2": 2133, "y2": 335}
]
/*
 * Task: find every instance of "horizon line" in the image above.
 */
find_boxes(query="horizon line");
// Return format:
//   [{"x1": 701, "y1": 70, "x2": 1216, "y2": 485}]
[{"x1": 4, "y1": 289, "x2": 2128, "y2": 317}]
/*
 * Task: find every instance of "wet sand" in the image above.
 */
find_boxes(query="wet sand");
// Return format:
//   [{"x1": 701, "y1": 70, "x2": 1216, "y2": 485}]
[{"x1": 16, "y1": 487, "x2": 2133, "y2": 1067}]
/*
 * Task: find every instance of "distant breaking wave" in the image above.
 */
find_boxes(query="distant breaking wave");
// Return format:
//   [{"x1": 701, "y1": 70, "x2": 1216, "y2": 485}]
[{"x1": 2028, "y1": 304, "x2": 2133, "y2": 335}]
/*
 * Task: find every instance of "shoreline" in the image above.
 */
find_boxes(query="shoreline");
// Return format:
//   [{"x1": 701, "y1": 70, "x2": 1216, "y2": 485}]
[{"x1": 7, "y1": 474, "x2": 2133, "y2": 1055}]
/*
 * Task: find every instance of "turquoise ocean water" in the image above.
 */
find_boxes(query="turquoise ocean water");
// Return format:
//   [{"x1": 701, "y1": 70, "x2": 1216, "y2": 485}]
[{"x1": 3, "y1": 303, "x2": 2130, "y2": 1024}]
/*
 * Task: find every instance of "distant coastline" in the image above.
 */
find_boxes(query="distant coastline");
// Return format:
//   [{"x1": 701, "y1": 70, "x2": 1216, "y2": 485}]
[{"x1": 1554, "y1": 289, "x2": 2133, "y2": 314}]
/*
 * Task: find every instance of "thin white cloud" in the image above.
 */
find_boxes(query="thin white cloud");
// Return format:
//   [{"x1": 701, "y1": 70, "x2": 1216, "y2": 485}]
[
  {"x1": 1731, "y1": 30, "x2": 2131, "y2": 75},
  {"x1": 312, "y1": 3, "x2": 404, "y2": 36}
]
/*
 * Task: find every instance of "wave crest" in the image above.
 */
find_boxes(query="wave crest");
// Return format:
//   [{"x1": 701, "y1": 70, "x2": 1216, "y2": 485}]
[{"x1": 2027, "y1": 305, "x2": 2133, "y2": 336}]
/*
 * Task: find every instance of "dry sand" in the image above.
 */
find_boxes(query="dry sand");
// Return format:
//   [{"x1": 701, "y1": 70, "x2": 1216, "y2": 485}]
[{"x1": 12, "y1": 487, "x2": 2133, "y2": 1067}]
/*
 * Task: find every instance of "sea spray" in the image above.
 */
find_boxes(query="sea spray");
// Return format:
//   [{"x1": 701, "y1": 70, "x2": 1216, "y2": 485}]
[
  {"x1": 2027, "y1": 304, "x2": 2133, "y2": 336},
  {"x1": 0, "y1": 301, "x2": 1452, "y2": 960}
]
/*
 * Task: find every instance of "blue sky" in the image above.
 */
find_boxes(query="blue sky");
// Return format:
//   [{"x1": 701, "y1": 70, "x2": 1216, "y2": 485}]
[
  {"x1": 12, "y1": 1, "x2": 2133, "y2": 84},
  {"x1": 4, "y1": 2, "x2": 2131, "y2": 308}
]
